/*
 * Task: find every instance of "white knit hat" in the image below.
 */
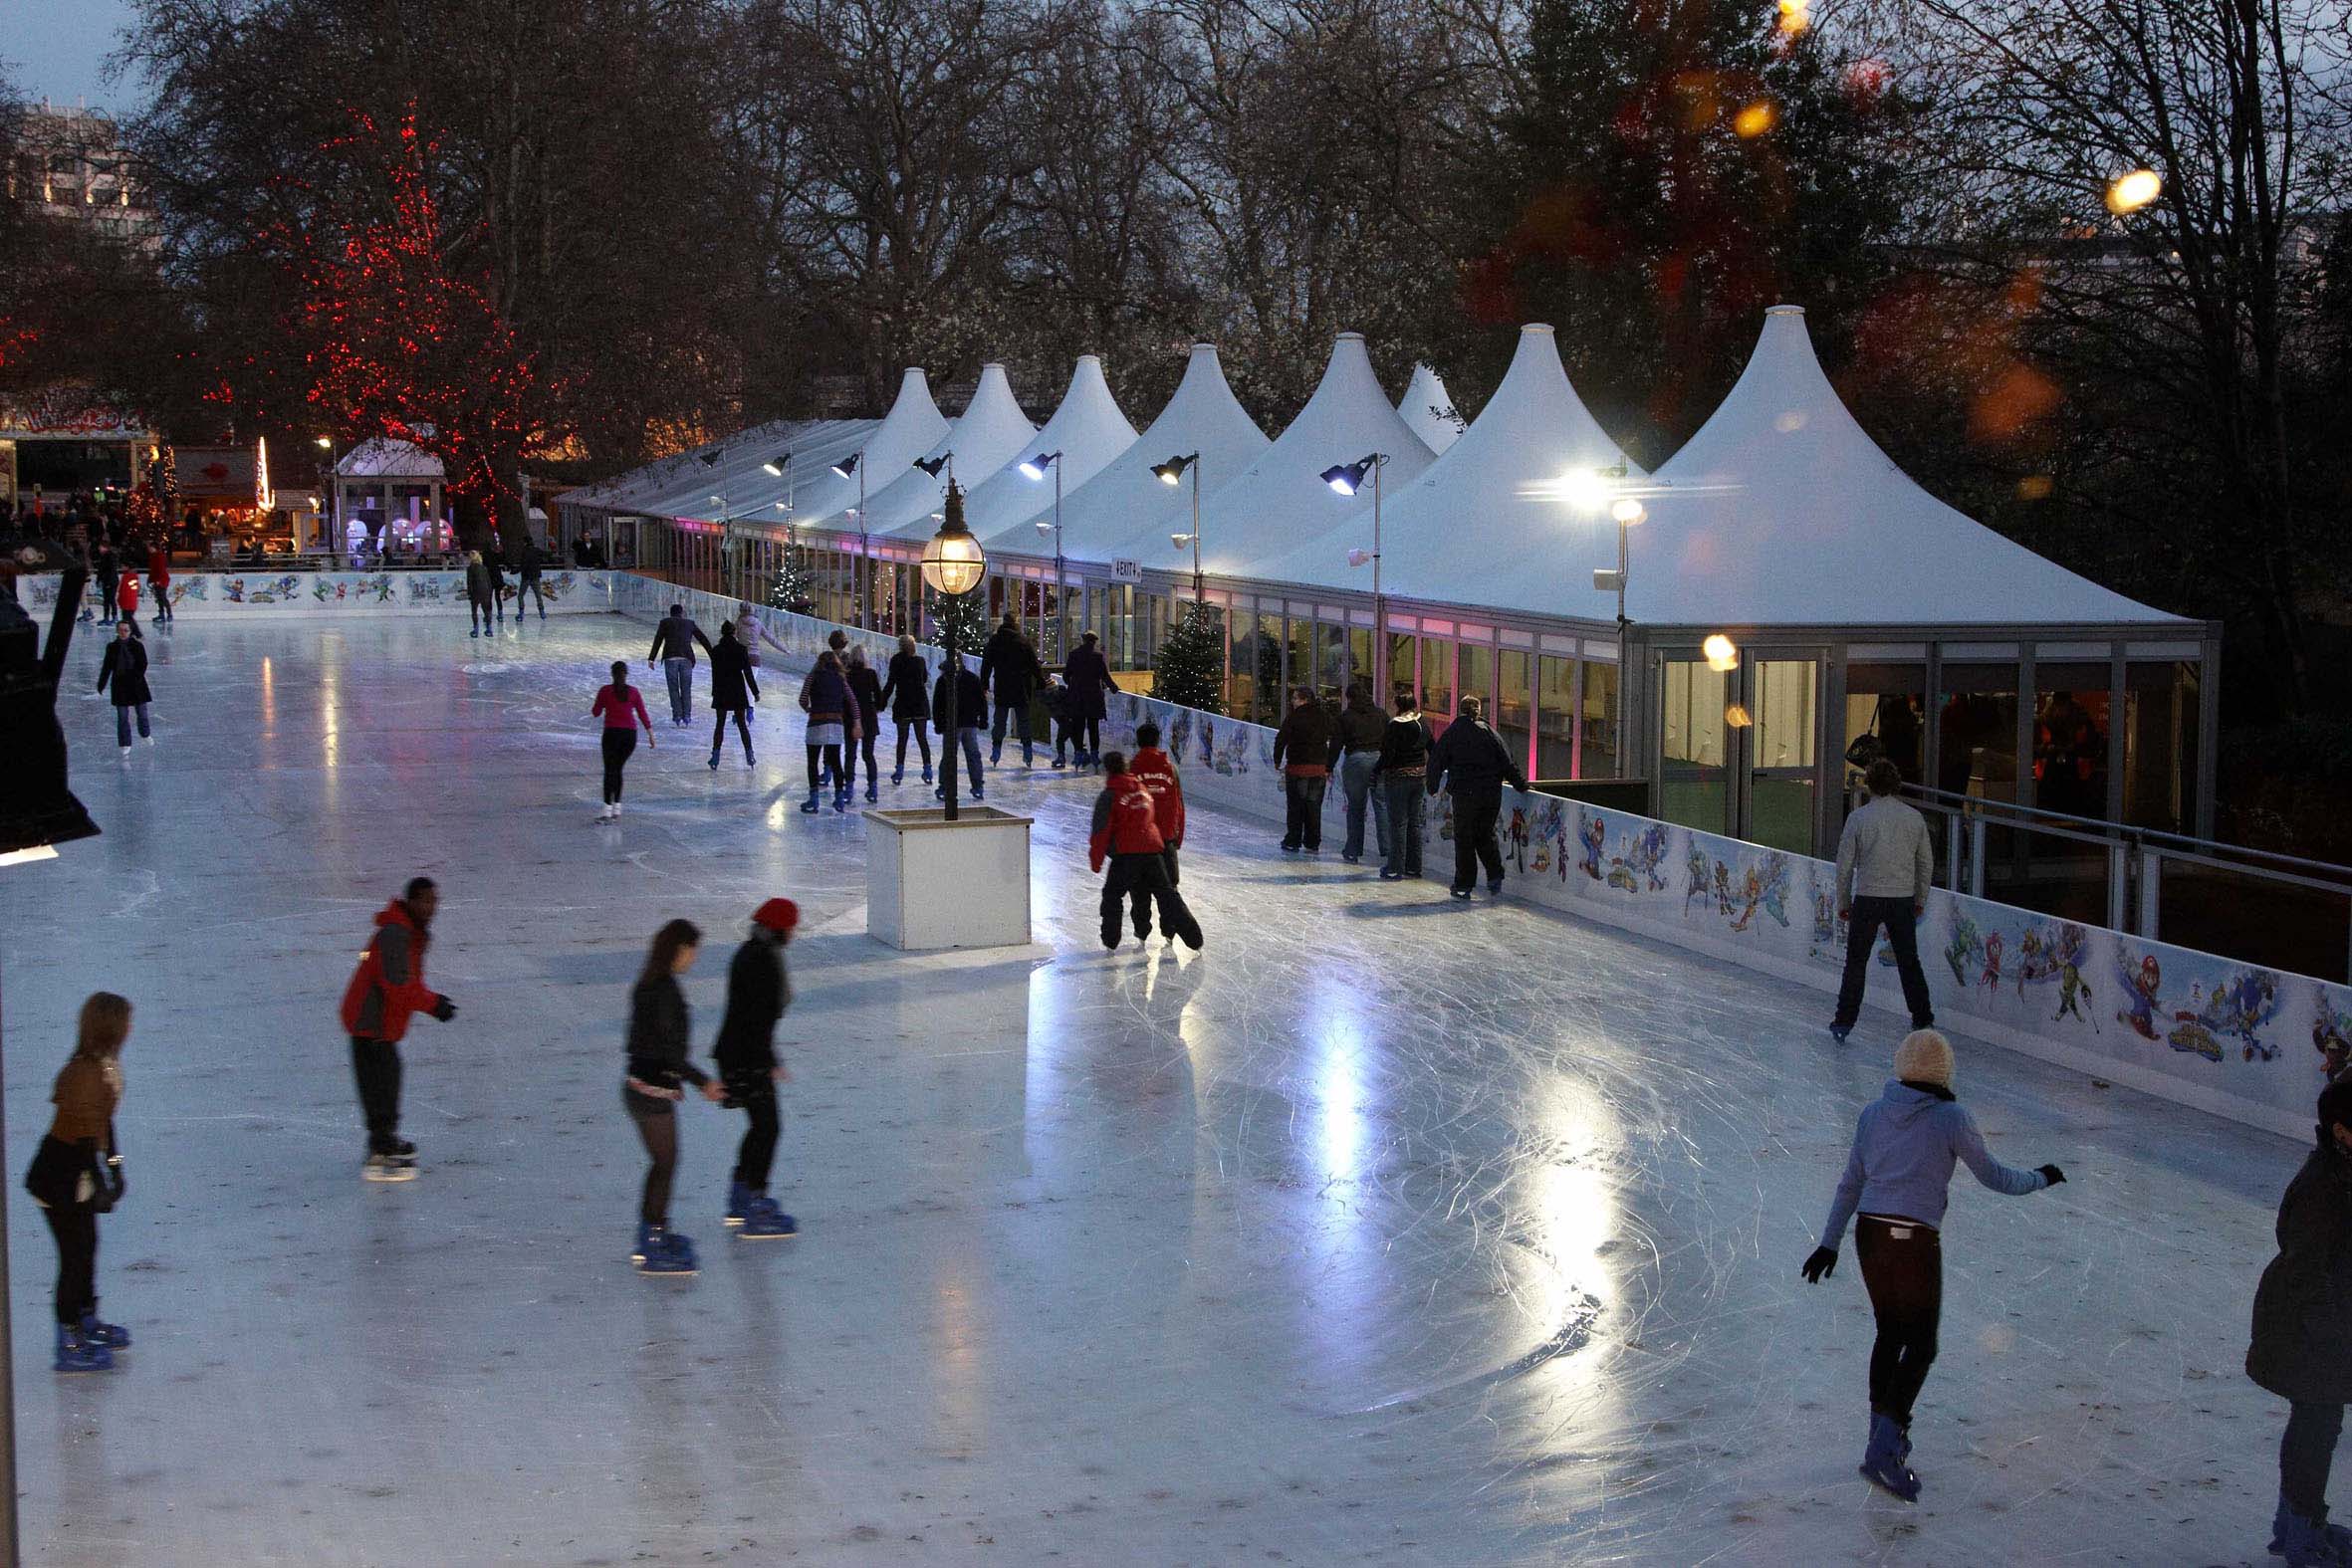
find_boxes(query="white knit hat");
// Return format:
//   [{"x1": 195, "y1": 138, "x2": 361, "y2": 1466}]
[{"x1": 1894, "y1": 1029, "x2": 1955, "y2": 1089}]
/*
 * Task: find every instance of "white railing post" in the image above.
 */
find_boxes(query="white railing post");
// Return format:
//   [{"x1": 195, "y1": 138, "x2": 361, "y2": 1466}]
[{"x1": 2138, "y1": 845, "x2": 2163, "y2": 940}]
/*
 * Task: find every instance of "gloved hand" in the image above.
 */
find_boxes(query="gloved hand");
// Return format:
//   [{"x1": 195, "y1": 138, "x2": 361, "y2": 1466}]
[
  {"x1": 2037, "y1": 1164, "x2": 2066, "y2": 1187},
  {"x1": 105, "y1": 1155, "x2": 126, "y2": 1205},
  {"x1": 429, "y1": 996, "x2": 457, "y2": 1022},
  {"x1": 1800, "y1": 1245, "x2": 1838, "y2": 1283}
]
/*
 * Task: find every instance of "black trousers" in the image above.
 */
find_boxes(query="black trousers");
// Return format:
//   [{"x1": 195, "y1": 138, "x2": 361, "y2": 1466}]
[
  {"x1": 806, "y1": 743, "x2": 843, "y2": 791},
  {"x1": 517, "y1": 576, "x2": 545, "y2": 614},
  {"x1": 350, "y1": 1034, "x2": 403, "y2": 1153},
  {"x1": 1453, "y1": 793, "x2": 1505, "y2": 892},
  {"x1": 710, "y1": 708, "x2": 752, "y2": 760},
  {"x1": 1071, "y1": 714, "x2": 1101, "y2": 759},
  {"x1": 841, "y1": 730, "x2": 877, "y2": 787},
  {"x1": 2283, "y1": 1401, "x2": 2346, "y2": 1520},
  {"x1": 728, "y1": 1074, "x2": 780, "y2": 1191},
  {"x1": 1283, "y1": 774, "x2": 1328, "y2": 850},
  {"x1": 624, "y1": 1084, "x2": 678, "y2": 1227},
  {"x1": 894, "y1": 719, "x2": 932, "y2": 773},
  {"x1": 43, "y1": 1204, "x2": 99, "y2": 1326},
  {"x1": 1101, "y1": 853, "x2": 1202, "y2": 949},
  {"x1": 1856, "y1": 1215, "x2": 1942, "y2": 1426},
  {"x1": 600, "y1": 727, "x2": 637, "y2": 803},
  {"x1": 1834, "y1": 895, "x2": 1936, "y2": 1029}
]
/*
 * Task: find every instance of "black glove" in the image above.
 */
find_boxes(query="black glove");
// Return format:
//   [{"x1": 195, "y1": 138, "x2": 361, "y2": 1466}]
[
  {"x1": 105, "y1": 1156, "x2": 126, "y2": 1205},
  {"x1": 1800, "y1": 1245, "x2": 1838, "y2": 1283},
  {"x1": 2037, "y1": 1164, "x2": 2065, "y2": 1187},
  {"x1": 429, "y1": 996, "x2": 457, "y2": 1022}
]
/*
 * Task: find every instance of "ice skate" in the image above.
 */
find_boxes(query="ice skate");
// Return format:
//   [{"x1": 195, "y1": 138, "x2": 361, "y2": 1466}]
[
  {"x1": 865, "y1": 783, "x2": 877, "y2": 802},
  {"x1": 1858, "y1": 1414, "x2": 1920, "y2": 1502},
  {"x1": 635, "y1": 1225, "x2": 696, "y2": 1274},
  {"x1": 362, "y1": 1151, "x2": 418, "y2": 1182},
  {"x1": 53, "y1": 1323, "x2": 115, "y2": 1373},
  {"x1": 81, "y1": 1305, "x2": 131, "y2": 1349},
  {"x1": 2269, "y1": 1492, "x2": 2350, "y2": 1566},
  {"x1": 725, "y1": 1181, "x2": 752, "y2": 1228},
  {"x1": 739, "y1": 1197, "x2": 797, "y2": 1239},
  {"x1": 800, "y1": 791, "x2": 821, "y2": 814}
]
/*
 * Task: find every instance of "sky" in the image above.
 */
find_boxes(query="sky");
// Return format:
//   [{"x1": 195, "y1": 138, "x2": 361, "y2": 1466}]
[{"x1": 3, "y1": 0, "x2": 143, "y2": 114}]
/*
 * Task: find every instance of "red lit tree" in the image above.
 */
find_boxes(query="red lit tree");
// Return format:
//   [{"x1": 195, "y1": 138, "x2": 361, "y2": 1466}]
[{"x1": 271, "y1": 108, "x2": 556, "y2": 552}]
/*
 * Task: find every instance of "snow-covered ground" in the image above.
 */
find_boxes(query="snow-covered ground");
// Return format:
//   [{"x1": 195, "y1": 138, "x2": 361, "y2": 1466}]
[{"x1": 0, "y1": 612, "x2": 2307, "y2": 1565}]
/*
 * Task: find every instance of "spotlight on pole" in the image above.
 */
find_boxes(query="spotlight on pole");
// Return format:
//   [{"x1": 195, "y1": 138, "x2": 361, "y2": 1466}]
[
  {"x1": 1152, "y1": 453, "x2": 1198, "y2": 487},
  {"x1": 913, "y1": 454, "x2": 951, "y2": 479},
  {"x1": 830, "y1": 453, "x2": 860, "y2": 479},
  {"x1": 1320, "y1": 455, "x2": 1376, "y2": 497},
  {"x1": 1019, "y1": 451, "x2": 1059, "y2": 482},
  {"x1": 761, "y1": 452, "x2": 793, "y2": 477},
  {"x1": 698, "y1": 451, "x2": 722, "y2": 468}
]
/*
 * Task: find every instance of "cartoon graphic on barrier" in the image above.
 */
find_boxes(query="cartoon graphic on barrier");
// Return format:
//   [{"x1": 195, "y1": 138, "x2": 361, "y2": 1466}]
[
  {"x1": 2117, "y1": 953, "x2": 2164, "y2": 1039},
  {"x1": 406, "y1": 576, "x2": 449, "y2": 604},
  {"x1": 2314, "y1": 988, "x2": 2352, "y2": 1079},
  {"x1": 1578, "y1": 813, "x2": 1605, "y2": 880}
]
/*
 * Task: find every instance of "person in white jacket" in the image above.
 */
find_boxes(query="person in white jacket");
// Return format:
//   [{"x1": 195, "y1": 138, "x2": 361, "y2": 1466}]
[{"x1": 1829, "y1": 759, "x2": 1937, "y2": 1040}]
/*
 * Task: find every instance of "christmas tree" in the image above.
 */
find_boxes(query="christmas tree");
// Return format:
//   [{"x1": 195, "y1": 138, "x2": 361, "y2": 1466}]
[
  {"x1": 1152, "y1": 599, "x2": 1227, "y2": 715},
  {"x1": 928, "y1": 582, "x2": 988, "y2": 654},
  {"x1": 767, "y1": 531, "x2": 814, "y2": 613}
]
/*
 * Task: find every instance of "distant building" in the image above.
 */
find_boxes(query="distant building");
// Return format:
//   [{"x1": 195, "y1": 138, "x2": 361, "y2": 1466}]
[{"x1": 6, "y1": 104, "x2": 160, "y2": 251}]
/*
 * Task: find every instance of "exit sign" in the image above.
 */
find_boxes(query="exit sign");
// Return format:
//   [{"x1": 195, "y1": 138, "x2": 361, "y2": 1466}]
[{"x1": 1110, "y1": 559, "x2": 1143, "y2": 582}]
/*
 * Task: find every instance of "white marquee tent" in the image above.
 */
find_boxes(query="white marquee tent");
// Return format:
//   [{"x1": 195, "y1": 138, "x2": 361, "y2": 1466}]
[
  {"x1": 854, "y1": 363, "x2": 1037, "y2": 539},
  {"x1": 1397, "y1": 364, "x2": 1465, "y2": 454},
  {"x1": 891, "y1": 354, "x2": 1135, "y2": 545}
]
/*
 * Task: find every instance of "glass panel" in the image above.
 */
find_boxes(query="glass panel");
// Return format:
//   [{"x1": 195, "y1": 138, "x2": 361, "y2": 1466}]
[
  {"x1": 2122, "y1": 661, "x2": 2199, "y2": 834},
  {"x1": 1749, "y1": 659, "x2": 1818, "y2": 854},
  {"x1": 1347, "y1": 627, "x2": 1373, "y2": 701},
  {"x1": 1420, "y1": 636, "x2": 1454, "y2": 727},
  {"x1": 1937, "y1": 663, "x2": 2018, "y2": 803},
  {"x1": 1536, "y1": 654, "x2": 1575, "y2": 779},
  {"x1": 1387, "y1": 632, "x2": 1416, "y2": 711},
  {"x1": 1843, "y1": 662, "x2": 1927, "y2": 793},
  {"x1": 1286, "y1": 614, "x2": 1313, "y2": 705},
  {"x1": 1580, "y1": 661, "x2": 1620, "y2": 780},
  {"x1": 1659, "y1": 659, "x2": 1729, "y2": 834},
  {"x1": 1461, "y1": 643, "x2": 1496, "y2": 720},
  {"x1": 2032, "y1": 663, "x2": 2111, "y2": 821},
  {"x1": 1498, "y1": 649, "x2": 1532, "y2": 779},
  {"x1": 1228, "y1": 607, "x2": 1259, "y2": 721},
  {"x1": 1251, "y1": 616, "x2": 1284, "y2": 724},
  {"x1": 1313, "y1": 621, "x2": 1345, "y2": 702}
]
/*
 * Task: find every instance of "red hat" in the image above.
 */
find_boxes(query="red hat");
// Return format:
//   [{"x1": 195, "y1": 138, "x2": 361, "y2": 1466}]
[{"x1": 752, "y1": 897, "x2": 800, "y2": 934}]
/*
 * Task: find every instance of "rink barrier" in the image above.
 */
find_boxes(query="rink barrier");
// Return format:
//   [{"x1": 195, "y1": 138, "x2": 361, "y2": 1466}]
[
  {"x1": 19, "y1": 568, "x2": 620, "y2": 617},
  {"x1": 615, "y1": 574, "x2": 2349, "y2": 1142}
]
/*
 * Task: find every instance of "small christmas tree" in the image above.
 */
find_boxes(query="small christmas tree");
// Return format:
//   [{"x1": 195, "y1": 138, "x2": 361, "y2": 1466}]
[
  {"x1": 1152, "y1": 599, "x2": 1227, "y2": 715},
  {"x1": 927, "y1": 581, "x2": 989, "y2": 653},
  {"x1": 767, "y1": 530, "x2": 814, "y2": 613}
]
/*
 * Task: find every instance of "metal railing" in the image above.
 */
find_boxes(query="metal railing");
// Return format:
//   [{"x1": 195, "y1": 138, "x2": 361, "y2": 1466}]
[{"x1": 1894, "y1": 781, "x2": 2352, "y2": 983}]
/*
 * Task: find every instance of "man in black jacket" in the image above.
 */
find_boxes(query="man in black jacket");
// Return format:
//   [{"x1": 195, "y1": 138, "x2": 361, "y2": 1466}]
[
  {"x1": 1376, "y1": 690, "x2": 1433, "y2": 881},
  {"x1": 1335, "y1": 684, "x2": 1390, "y2": 864},
  {"x1": 1427, "y1": 696, "x2": 1529, "y2": 900},
  {"x1": 933, "y1": 653, "x2": 990, "y2": 801},
  {"x1": 1271, "y1": 686, "x2": 1339, "y2": 853},
  {"x1": 647, "y1": 603, "x2": 715, "y2": 726},
  {"x1": 979, "y1": 613, "x2": 1042, "y2": 768},
  {"x1": 714, "y1": 899, "x2": 799, "y2": 1238}
]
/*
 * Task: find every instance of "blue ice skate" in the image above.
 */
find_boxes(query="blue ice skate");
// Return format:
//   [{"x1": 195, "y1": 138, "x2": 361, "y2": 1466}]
[
  {"x1": 1858, "y1": 1413, "x2": 1920, "y2": 1502},
  {"x1": 635, "y1": 1225, "x2": 696, "y2": 1275},
  {"x1": 738, "y1": 1197, "x2": 797, "y2": 1239},
  {"x1": 725, "y1": 1181, "x2": 752, "y2": 1228},
  {"x1": 53, "y1": 1322, "x2": 114, "y2": 1373},
  {"x1": 81, "y1": 1304, "x2": 130, "y2": 1349},
  {"x1": 2270, "y1": 1492, "x2": 2351, "y2": 1566}
]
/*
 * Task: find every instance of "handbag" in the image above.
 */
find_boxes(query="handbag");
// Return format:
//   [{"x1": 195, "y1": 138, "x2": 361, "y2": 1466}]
[{"x1": 1844, "y1": 709, "x2": 1883, "y2": 770}]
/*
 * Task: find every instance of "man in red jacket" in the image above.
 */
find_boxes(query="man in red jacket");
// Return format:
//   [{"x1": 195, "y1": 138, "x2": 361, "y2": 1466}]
[
  {"x1": 1127, "y1": 721, "x2": 1187, "y2": 888},
  {"x1": 1088, "y1": 754, "x2": 1204, "y2": 952},
  {"x1": 339, "y1": 877, "x2": 457, "y2": 1180},
  {"x1": 146, "y1": 540, "x2": 173, "y2": 624}
]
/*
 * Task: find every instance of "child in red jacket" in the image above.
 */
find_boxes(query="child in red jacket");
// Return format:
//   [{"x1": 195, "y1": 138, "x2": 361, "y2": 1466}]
[
  {"x1": 339, "y1": 877, "x2": 458, "y2": 1179},
  {"x1": 1089, "y1": 753, "x2": 1204, "y2": 952},
  {"x1": 1127, "y1": 721, "x2": 1186, "y2": 887}
]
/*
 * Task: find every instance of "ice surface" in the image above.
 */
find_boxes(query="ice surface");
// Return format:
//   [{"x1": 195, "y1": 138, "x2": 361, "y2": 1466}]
[{"x1": 0, "y1": 613, "x2": 2310, "y2": 1564}]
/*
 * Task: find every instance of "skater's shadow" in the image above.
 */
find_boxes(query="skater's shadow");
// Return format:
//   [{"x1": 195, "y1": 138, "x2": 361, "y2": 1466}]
[{"x1": 1340, "y1": 900, "x2": 1472, "y2": 920}]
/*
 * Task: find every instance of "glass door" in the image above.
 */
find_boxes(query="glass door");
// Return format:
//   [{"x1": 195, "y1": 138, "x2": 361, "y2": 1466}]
[
  {"x1": 1744, "y1": 658, "x2": 1820, "y2": 853},
  {"x1": 1658, "y1": 656, "x2": 1732, "y2": 836}
]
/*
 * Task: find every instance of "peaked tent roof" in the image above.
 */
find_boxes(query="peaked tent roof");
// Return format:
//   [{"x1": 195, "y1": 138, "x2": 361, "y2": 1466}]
[
  {"x1": 615, "y1": 419, "x2": 876, "y2": 525},
  {"x1": 1118, "y1": 333, "x2": 1434, "y2": 582},
  {"x1": 1240, "y1": 324, "x2": 1637, "y2": 604},
  {"x1": 788, "y1": 368, "x2": 951, "y2": 534},
  {"x1": 976, "y1": 343, "x2": 1268, "y2": 560},
  {"x1": 889, "y1": 354, "x2": 1135, "y2": 544},
  {"x1": 1397, "y1": 364, "x2": 1465, "y2": 454},
  {"x1": 1627, "y1": 306, "x2": 2187, "y2": 627},
  {"x1": 856, "y1": 363, "x2": 1038, "y2": 538}
]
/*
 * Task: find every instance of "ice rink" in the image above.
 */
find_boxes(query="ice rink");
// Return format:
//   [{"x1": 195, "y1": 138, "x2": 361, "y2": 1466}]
[{"x1": 0, "y1": 611, "x2": 2313, "y2": 1565}]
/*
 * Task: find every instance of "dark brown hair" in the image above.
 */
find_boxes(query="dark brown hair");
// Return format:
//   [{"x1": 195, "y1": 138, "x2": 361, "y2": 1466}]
[
  {"x1": 1866, "y1": 759, "x2": 1903, "y2": 797},
  {"x1": 76, "y1": 992, "x2": 131, "y2": 1060},
  {"x1": 639, "y1": 919, "x2": 702, "y2": 986}
]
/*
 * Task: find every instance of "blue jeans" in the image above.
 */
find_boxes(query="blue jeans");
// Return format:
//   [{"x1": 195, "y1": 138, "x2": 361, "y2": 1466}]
[
  {"x1": 115, "y1": 703, "x2": 150, "y2": 746},
  {"x1": 662, "y1": 658, "x2": 693, "y2": 723},
  {"x1": 1382, "y1": 777, "x2": 1424, "y2": 877},
  {"x1": 941, "y1": 728, "x2": 987, "y2": 797},
  {"x1": 1341, "y1": 751, "x2": 1388, "y2": 859}
]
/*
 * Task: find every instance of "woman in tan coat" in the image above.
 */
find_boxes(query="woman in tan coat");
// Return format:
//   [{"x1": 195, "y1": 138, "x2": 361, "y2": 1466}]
[{"x1": 23, "y1": 992, "x2": 133, "y2": 1371}]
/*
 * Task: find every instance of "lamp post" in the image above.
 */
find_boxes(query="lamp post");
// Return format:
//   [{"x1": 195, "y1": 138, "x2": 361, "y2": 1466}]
[
  {"x1": 1022, "y1": 450, "x2": 1064, "y2": 661},
  {"x1": 1155, "y1": 452, "x2": 1203, "y2": 598},
  {"x1": 1572, "y1": 459, "x2": 1643, "y2": 774},
  {"x1": 1321, "y1": 452, "x2": 1389, "y2": 695},
  {"x1": 921, "y1": 479, "x2": 987, "y2": 822},
  {"x1": 831, "y1": 450, "x2": 867, "y2": 626},
  {"x1": 314, "y1": 435, "x2": 337, "y2": 562},
  {"x1": 759, "y1": 454, "x2": 795, "y2": 613}
]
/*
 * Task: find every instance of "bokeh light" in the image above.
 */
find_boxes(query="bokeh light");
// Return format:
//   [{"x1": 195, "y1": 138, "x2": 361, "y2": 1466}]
[
  {"x1": 1733, "y1": 101, "x2": 1777, "y2": 138},
  {"x1": 2106, "y1": 168, "x2": 2162, "y2": 214}
]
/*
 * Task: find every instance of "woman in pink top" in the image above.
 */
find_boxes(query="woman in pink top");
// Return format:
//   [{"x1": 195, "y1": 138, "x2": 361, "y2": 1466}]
[{"x1": 591, "y1": 659, "x2": 656, "y2": 820}]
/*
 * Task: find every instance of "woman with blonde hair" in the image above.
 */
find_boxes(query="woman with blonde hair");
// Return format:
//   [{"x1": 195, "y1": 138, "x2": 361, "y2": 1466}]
[{"x1": 24, "y1": 993, "x2": 134, "y2": 1371}]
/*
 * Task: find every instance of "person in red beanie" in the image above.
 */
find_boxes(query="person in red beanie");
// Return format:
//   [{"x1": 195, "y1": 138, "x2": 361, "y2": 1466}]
[
  {"x1": 1089, "y1": 753, "x2": 1203, "y2": 952},
  {"x1": 713, "y1": 897, "x2": 799, "y2": 1237},
  {"x1": 339, "y1": 877, "x2": 457, "y2": 1180}
]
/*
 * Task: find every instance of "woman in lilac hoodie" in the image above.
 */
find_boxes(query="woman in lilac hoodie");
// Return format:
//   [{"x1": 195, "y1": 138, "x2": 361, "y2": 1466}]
[{"x1": 1799, "y1": 1028, "x2": 2066, "y2": 1503}]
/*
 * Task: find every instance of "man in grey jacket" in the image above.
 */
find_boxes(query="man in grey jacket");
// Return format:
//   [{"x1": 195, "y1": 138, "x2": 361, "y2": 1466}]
[{"x1": 1830, "y1": 759, "x2": 1937, "y2": 1040}]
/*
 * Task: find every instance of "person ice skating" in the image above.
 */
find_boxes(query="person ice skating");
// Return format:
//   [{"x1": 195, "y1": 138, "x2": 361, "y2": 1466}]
[
  {"x1": 2247, "y1": 1078, "x2": 2352, "y2": 1565},
  {"x1": 1272, "y1": 686, "x2": 1338, "y2": 853},
  {"x1": 796, "y1": 628, "x2": 850, "y2": 707},
  {"x1": 1129, "y1": 721, "x2": 1186, "y2": 888},
  {"x1": 1427, "y1": 695, "x2": 1528, "y2": 899},
  {"x1": 714, "y1": 900, "x2": 801, "y2": 1240},
  {"x1": 648, "y1": 603, "x2": 714, "y2": 725},
  {"x1": 339, "y1": 877, "x2": 458, "y2": 1180},
  {"x1": 94, "y1": 539, "x2": 118, "y2": 625},
  {"x1": 843, "y1": 644, "x2": 884, "y2": 802},
  {"x1": 706, "y1": 621, "x2": 759, "y2": 772},
  {"x1": 1376, "y1": 690, "x2": 1433, "y2": 881},
  {"x1": 1089, "y1": 752, "x2": 1204, "y2": 951},
  {"x1": 933, "y1": 653, "x2": 988, "y2": 802},
  {"x1": 23, "y1": 992, "x2": 134, "y2": 1372},
  {"x1": 1040, "y1": 674, "x2": 1074, "y2": 768},
  {"x1": 733, "y1": 600, "x2": 791, "y2": 666},
  {"x1": 485, "y1": 544, "x2": 508, "y2": 627},
  {"x1": 464, "y1": 550, "x2": 494, "y2": 637},
  {"x1": 878, "y1": 634, "x2": 933, "y2": 784},
  {"x1": 146, "y1": 539, "x2": 172, "y2": 624},
  {"x1": 97, "y1": 621, "x2": 152, "y2": 757},
  {"x1": 799, "y1": 649, "x2": 857, "y2": 813},
  {"x1": 980, "y1": 613, "x2": 1041, "y2": 768},
  {"x1": 1800, "y1": 1029, "x2": 2065, "y2": 1503},
  {"x1": 516, "y1": 536, "x2": 547, "y2": 619},
  {"x1": 591, "y1": 660, "x2": 656, "y2": 819},
  {"x1": 116, "y1": 569, "x2": 141, "y2": 634},
  {"x1": 1335, "y1": 684, "x2": 1390, "y2": 865},
  {"x1": 1061, "y1": 630, "x2": 1114, "y2": 769},
  {"x1": 625, "y1": 919, "x2": 725, "y2": 1273},
  {"x1": 1829, "y1": 759, "x2": 1938, "y2": 1041}
]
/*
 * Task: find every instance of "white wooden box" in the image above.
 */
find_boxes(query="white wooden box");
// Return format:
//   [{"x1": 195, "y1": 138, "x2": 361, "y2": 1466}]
[{"x1": 863, "y1": 806, "x2": 1034, "y2": 950}]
